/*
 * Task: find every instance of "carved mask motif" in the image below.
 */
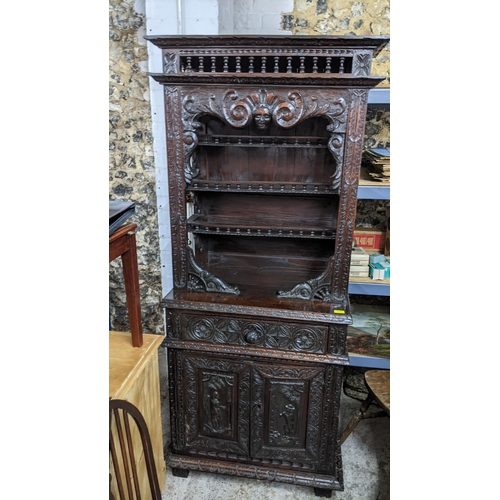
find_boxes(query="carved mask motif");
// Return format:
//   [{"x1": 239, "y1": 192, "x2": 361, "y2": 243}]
[{"x1": 253, "y1": 106, "x2": 272, "y2": 130}]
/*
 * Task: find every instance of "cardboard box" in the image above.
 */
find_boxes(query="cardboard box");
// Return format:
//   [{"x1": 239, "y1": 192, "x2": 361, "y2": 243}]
[
  {"x1": 349, "y1": 264, "x2": 370, "y2": 277},
  {"x1": 353, "y1": 227, "x2": 386, "y2": 253},
  {"x1": 369, "y1": 253, "x2": 386, "y2": 265},
  {"x1": 369, "y1": 259, "x2": 390, "y2": 280},
  {"x1": 351, "y1": 246, "x2": 369, "y2": 266}
]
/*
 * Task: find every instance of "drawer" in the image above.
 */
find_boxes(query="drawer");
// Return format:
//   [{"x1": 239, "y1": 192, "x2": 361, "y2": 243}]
[{"x1": 166, "y1": 310, "x2": 330, "y2": 355}]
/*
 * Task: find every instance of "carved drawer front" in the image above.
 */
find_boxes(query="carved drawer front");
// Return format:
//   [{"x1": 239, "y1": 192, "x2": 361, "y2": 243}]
[
  {"x1": 176, "y1": 352, "x2": 251, "y2": 457},
  {"x1": 169, "y1": 311, "x2": 329, "y2": 354},
  {"x1": 251, "y1": 363, "x2": 326, "y2": 465}
]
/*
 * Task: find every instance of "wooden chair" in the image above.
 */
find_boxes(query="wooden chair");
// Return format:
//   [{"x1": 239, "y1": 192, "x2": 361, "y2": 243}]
[
  {"x1": 341, "y1": 369, "x2": 390, "y2": 444},
  {"x1": 109, "y1": 399, "x2": 162, "y2": 500}
]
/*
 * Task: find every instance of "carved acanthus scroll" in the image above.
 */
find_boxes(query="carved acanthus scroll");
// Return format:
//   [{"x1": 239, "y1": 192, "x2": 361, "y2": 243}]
[{"x1": 327, "y1": 127, "x2": 344, "y2": 190}]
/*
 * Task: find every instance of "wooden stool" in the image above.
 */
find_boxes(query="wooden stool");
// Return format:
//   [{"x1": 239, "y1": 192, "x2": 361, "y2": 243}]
[
  {"x1": 341, "y1": 369, "x2": 390, "y2": 445},
  {"x1": 109, "y1": 223, "x2": 143, "y2": 347}
]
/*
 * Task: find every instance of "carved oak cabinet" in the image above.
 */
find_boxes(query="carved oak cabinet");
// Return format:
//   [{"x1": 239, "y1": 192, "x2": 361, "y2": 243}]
[{"x1": 145, "y1": 35, "x2": 389, "y2": 497}]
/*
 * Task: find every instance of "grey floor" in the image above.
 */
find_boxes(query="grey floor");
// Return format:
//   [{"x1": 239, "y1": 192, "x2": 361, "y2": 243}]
[{"x1": 158, "y1": 348, "x2": 389, "y2": 500}]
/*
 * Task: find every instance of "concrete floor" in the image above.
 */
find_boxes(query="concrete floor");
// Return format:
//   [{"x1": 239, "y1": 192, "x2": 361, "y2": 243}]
[{"x1": 157, "y1": 348, "x2": 389, "y2": 500}]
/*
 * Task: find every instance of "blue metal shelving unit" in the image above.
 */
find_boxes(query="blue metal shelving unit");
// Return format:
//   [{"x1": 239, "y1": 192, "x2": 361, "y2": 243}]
[
  {"x1": 348, "y1": 281, "x2": 390, "y2": 296},
  {"x1": 348, "y1": 354, "x2": 390, "y2": 370},
  {"x1": 367, "y1": 88, "x2": 390, "y2": 108},
  {"x1": 348, "y1": 88, "x2": 390, "y2": 369},
  {"x1": 357, "y1": 185, "x2": 390, "y2": 200}
]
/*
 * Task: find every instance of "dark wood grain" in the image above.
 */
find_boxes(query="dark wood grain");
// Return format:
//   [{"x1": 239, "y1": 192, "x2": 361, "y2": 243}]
[{"x1": 146, "y1": 34, "x2": 388, "y2": 494}]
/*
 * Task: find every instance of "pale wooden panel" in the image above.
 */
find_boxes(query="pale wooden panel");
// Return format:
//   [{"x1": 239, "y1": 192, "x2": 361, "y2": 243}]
[{"x1": 109, "y1": 331, "x2": 166, "y2": 499}]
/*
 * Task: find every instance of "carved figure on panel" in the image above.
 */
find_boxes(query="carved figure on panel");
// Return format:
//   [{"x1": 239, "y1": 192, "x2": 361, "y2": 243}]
[
  {"x1": 202, "y1": 374, "x2": 232, "y2": 438},
  {"x1": 280, "y1": 403, "x2": 298, "y2": 438}
]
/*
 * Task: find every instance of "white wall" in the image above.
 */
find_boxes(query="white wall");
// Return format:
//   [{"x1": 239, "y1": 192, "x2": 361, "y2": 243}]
[
  {"x1": 233, "y1": 0, "x2": 293, "y2": 34},
  {"x1": 144, "y1": 0, "x2": 293, "y2": 299}
]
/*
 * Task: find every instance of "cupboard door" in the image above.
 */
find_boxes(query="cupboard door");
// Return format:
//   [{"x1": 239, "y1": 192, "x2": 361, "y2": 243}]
[
  {"x1": 176, "y1": 351, "x2": 251, "y2": 457},
  {"x1": 251, "y1": 363, "x2": 325, "y2": 464}
]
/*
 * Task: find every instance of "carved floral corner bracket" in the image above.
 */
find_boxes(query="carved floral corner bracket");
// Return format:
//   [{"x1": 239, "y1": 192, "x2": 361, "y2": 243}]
[
  {"x1": 277, "y1": 258, "x2": 334, "y2": 302},
  {"x1": 187, "y1": 248, "x2": 240, "y2": 295}
]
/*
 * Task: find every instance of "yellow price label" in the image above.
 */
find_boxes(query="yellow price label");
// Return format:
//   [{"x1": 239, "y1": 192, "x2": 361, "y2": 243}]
[{"x1": 333, "y1": 309, "x2": 345, "y2": 314}]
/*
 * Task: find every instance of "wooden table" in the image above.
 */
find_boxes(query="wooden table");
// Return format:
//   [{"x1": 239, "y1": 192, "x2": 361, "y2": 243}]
[
  {"x1": 109, "y1": 223, "x2": 143, "y2": 347},
  {"x1": 341, "y1": 369, "x2": 390, "y2": 444},
  {"x1": 365, "y1": 369, "x2": 390, "y2": 414},
  {"x1": 109, "y1": 331, "x2": 166, "y2": 498}
]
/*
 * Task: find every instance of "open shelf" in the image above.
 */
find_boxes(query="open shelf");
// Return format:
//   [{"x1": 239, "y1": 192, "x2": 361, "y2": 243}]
[
  {"x1": 357, "y1": 185, "x2": 390, "y2": 200},
  {"x1": 368, "y1": 88, "x2": 390, "y2": 107},
  {"x1": 198, "y1": 134, "x2": 329, "y2": 148},
  {"x1": 348, "y1": 354, "x2": 390, "y2": 369},
  {"x1": 190, "y1": 180, "x2": 339, "y2": 195},
  {"x1": 349, "y1": 276, "x2": 390, "y2": 296},
  {"x1": 357, "y1": 166, "x2": 390, "y2": 199},
  {"x1": 187, "y1": 214, "x2": 336, "y2": 240}
]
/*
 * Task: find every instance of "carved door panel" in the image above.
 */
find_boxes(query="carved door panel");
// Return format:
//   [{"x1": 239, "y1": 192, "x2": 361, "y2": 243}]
[
  {"x1": 177, "y1": 351, "x2": 251, "y2": 456},
  {"x1": 251, "y1": 363, "x2": 326, "y2": 464}
]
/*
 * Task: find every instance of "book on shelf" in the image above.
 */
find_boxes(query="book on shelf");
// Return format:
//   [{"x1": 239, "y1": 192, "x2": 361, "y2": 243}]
[
  {"x1": 351, "y1": 246, "x2": 370, "y2": 265},
  {"x1": 364, "y1": 148, "x2": 390, "y2": 160},
  {"x1": 109, "y1": 200, "x2": 136, "y2": 236},
  {"x1": 349, "y1": 264, "x2": 370, "y2": 277},
  {"x1": 362, "y1": 147, "x2": 390, "y2": 183}
]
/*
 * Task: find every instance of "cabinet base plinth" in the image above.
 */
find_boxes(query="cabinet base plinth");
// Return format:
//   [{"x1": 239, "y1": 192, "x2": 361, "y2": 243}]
[
  {"x1": 171, "y1": 467, "x2": 190, "y2": 478},
  {"x1": 167, "y1": 454, "x2": 342, "y2": 492},
  {"x1": 314, "y1": 487, "x2": 333, "y2": 498}
]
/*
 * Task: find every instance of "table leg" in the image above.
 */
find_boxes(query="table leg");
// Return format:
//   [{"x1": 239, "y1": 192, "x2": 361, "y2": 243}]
[
  {"x1": 340, "y1": 394, "x2": 373, "y2": 445},
  {"x1": 121, "y1": 232, "x2": 143, "y2": 347}
]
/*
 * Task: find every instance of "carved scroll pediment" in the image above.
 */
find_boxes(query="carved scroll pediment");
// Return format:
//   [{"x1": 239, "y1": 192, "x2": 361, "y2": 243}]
[
  {"x1": 182, "y1": 88, "x2": 346, "y2": 131},
  {"x1": 181, "y1": 88, "x2": 348, "y2": 186}
]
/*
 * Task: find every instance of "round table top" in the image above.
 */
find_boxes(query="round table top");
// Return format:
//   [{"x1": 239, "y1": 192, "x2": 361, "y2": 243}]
[{"x1": 365, "y1": 369, "x2": 390, "y2": 415}]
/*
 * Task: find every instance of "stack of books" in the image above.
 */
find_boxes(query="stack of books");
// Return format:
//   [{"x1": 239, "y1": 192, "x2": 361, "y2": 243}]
[
  {"x1": 349, "y1": 246, "x2": 370, "y2": 277},
  {"x1": 362, "y1": 148, "x2": 390, "y2": 183}
]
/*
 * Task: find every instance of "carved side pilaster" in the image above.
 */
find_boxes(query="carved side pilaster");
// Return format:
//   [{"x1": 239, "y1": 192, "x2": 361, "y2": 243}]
[
  {"x1": 329, "y1": 324, "x2": 347, "y2": 356},
  {"x1": 331, "y1": 89, "x2": 369, "y2": 303},
  {"x1": 168, "y1": 349, "x2": 180, "y2": 451},
  {"x1": 325, "y1": 365, "x2": 344, "y2": 483},
  {"x1": 164, "y1": 86, "x2": 188, "y2": 288}
]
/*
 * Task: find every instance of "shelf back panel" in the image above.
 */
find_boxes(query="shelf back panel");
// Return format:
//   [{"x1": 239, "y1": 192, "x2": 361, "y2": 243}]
[
  {"x1": 193, "y1": 192, "x2": 339, "y2": 229},
  {"x1": 195, "y1": 116, "x2": 336, "y2": 184},
  {"x1": 194, "y1": 235, "x2": 333, "y2": 294}
]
